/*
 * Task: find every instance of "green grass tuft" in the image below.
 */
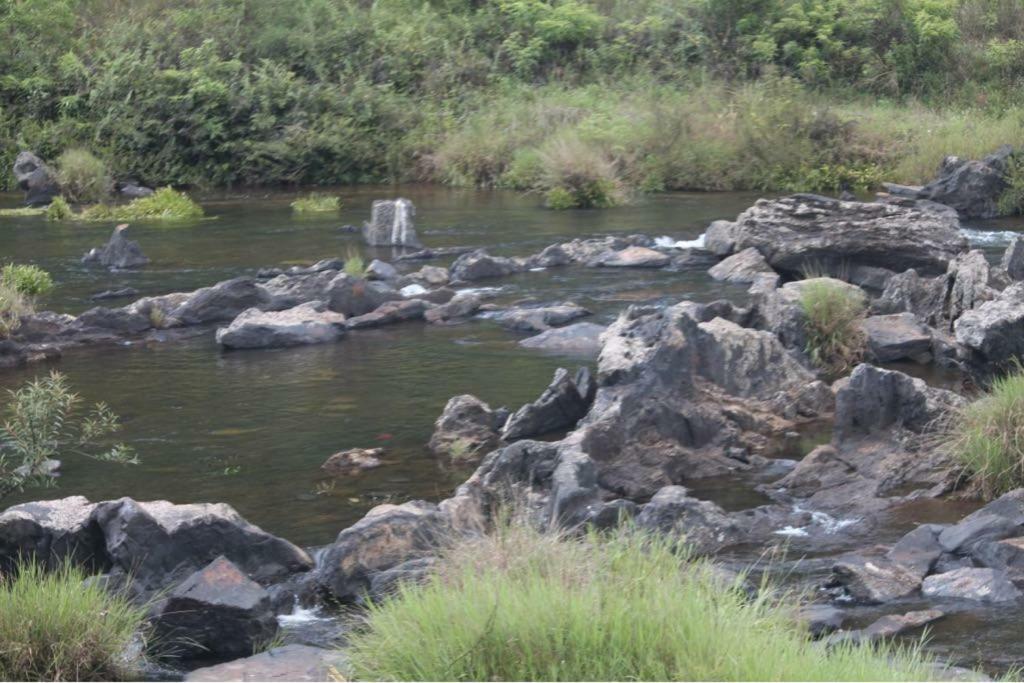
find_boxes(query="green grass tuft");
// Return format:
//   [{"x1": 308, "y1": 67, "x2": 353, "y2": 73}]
[
  {"x1": 947, "y1": 367, "x2": 1024, "y2": 499},
  {"x1": 79, "y1": 187, "x2": 204, "y2": 222},
  {"x1": 46, "y1": 197, "x2": 74, "y2": 221},
  {"x1": 800, "y1": 279, "x2": 867, "y2": 375},
  {"x1": 0, "y1": 561, "x2": 148, "y2": 681},
  {"x1": 0, "y1": 207, "x2": 46, "y2": 217},
  {"x1": 2, "y1": 263, "x2": 54, "y2": 296},
  {"x1": 347, "y1": 522, "x2": 934, "y2": 681},
  {"x1": 291, "y1": 193, "x2": 341, "y2": 213},
  {"x1": 344, "y1": 247, "x2": 366, "y2": 278}
]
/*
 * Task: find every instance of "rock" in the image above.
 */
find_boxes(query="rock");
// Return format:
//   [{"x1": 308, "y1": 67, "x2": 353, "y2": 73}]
[
  {"x1": 945, "y1": 250, "x2": 997, "y2": 324},
  {"x1": 185, "y1": 644, "x2": 348, "y2": 682},
  {"x1": 921, "y1": 567, "x2": 1022, "y2": 602},
  {"x1": 708, "y1": 247, "x2": 775, "y2": 283},
  {"x1": 366, "y1": 259, "x2": 399, "y2": 281},
  {"x1": 872, "y1": 269, "x2": 948, "y2": 327},
  {"x1": 345, "y1": 299, "x2": 428, "y2": 329},
  {"x1": 82, "y1": 224, "x2": 150, "y2": 269},
  {"x1": 591, "y1": 245, "x2": 670, "y2": 268},
  {"x1": 704, "y1": 219, "x2": 738, "y2": 255},
  {"x1": 519, "y1": 322, "x2": 606, "y2": 358},
  {"x1": 117, "y1": 182, "x2": 155, "y2": 199},
  {"x1": 216, "y1": 301, "x2": 346, "y2": 349},
  {"x1": 955, "y1": 282, "x2": 1024, "y2": 369},
  {"x1": 758, "y1": 278, "x2": 865, "y2": 354},
  {"x1": 831, "y1": 552, "x2": 924, "y2": 603},
  {"x1": 502, "y1": 368, "x2": 593, "y2": 441},
  {"x1": 367, "y1": 557, "x2": 436, "y2": 601},
  {"x1": 545, "y1": 443, "x2": 601, "y2": 526},
  {"x1": 972, "y1": 536, "x2": 1024, "y2": 580},
  {"x1": 92, "y1": 498, "x2": 313, "y2": 591},
  {"x1": 916, "y1": 146, "x2": 1014, "y2": 219},
  {"x1": 827, "y1": 609, "x2": 944, "y2": 645},
  {"x1": 486, "y1": 302, "x2": 590, "y2": 332},
  {"x1": 450, "y1": 249, "x2": 524, "y2": 281},
  {"x1": 325, "y1": 274, "x2": 401, "y2": 317},
  {"x1": 173, "y1": 277, "x2": 269, "y2": 325},
  {"x1": 153, "y1": 556, "x2": 277, "y2": 661},
  {"x1": 362, "y1": 198, "x2": 422, "y2": 248},
  {"x1": 887, "y1": 524, "x2": 944, "y2": 576},
  {"x1": 798, "y1": 604, "x2": 845, "y2": 637},
  {"x1": 91, "y1": 287, "x2": 139, "y2": 301},
  {"x1": 315, "y1": 500, "x2": 448, "y2": 603},
  {"x1": 76, "y1": 305, "x2": 152, "y2": 335},
  {"x1": 526, "y1": 244, "x2": 573, "y2": 268},
  {"x1": 966, "y1": 488, "x2": 1024, "y2": 525},
  {"x1": 321, "y1": 448, "x2": 384, "y2": 476},
  {"x1": 1002, "y1": 236, "x2": 1024, "y2": 281},
  {"x1": 428, "y1": 394, "x2": 505, "y2": 458},
  {"x1": 13, "y1": 151, "x2": 59, "y2": 206},
  {"x1": 409, "y1": 265, "x2": 449, "y2": 286},
  {"x1": 0, "y1": 496, "x2": 105, "y2": 572},
  {"x1": 260, "y1": 270, "x2": 337, "y2": 310},
  {"x1": 861, "y1": 313, "x2": 933, "y2": 363},
  {"x1": 424, "y1": 292, "x2": 481, "y2": 324},
  {"x1": 713, "y1": 194, "x2": 966, "y2": 277},
  {"x1": 939, "y1": 514, "x2": 1019, "y2": 555},
  {"x1": 634, "y1": 486, "x2": 740, "y2": 554}
]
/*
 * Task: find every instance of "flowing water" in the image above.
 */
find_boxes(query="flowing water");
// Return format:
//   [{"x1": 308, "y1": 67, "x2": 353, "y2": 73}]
[{"x1": 1, "y1": 186, "x2": 1022, "y2": 670}]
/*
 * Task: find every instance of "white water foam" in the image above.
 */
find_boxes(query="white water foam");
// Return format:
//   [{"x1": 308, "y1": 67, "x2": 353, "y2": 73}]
[
  {"x1": 400, "y1": 283, "x2": 428, "y2": 297},
  {"x1": 654, "y1": 234, "x2": 706, "y2": 250},
  {"x1": 277, "y1": 603, "x2": 331, "y2": 627},
  {"x1": 962, "y1": 227, "x2": 1020, "y2": 247},
  {"x1": 773, "y1": 526, "x2": 810, "y2": 538},
  {"x1": 774, "y1": 506, "x2": 860, "y2": 538}
]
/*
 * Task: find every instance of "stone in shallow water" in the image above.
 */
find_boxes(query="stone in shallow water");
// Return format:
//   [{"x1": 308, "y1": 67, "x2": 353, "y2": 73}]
[
  {"x1": 519, "y1": 322, "x2": 606, "y2": 358},
  {"x1": 216, "y1": 301, "x2": 346, "y2": 349},
  {"x1": 861, "y1": 313, "x2": 933, "y2": 363},
  {"x1": 708, "y1": 247, "x2": 774, "y2": 283},
  {"x1": 591, "y1": 245, "x2": 670, "y2": 268},
  {"x1": 185, "y1": 644, "x2": 348, "y2": 681},
  {"x1": 921, "y1": 567, "x2": 1022, "y2": 602}
]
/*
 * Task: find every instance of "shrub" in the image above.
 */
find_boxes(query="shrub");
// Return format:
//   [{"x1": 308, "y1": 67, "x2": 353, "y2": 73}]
[
  {"x1": 800, "y1": 279, "x2": 867, "y2": 374},
  {"x1": 291, "y1": 193, "x2": 341, "y2": 213},
  {"x1": 538, "y1": 134, "x2": 624, "y2": 209},
  {"x1": 0, "y1": 371, "x2": 136, "y2": 500},
  {"x1": 347, "y1": 523, "x2": 932, "y2": 681},
  {"x1": 2, "y1": 263, "x2": 54, "y2": 296},
  {"x1": 80, "y1": 188, "x2": 204, "y2": 222},
  {"x1": 0, "y1": 560, "x2": 148, "y2": 681},
  {"x1": 0, "y1": 281, "x2": 32, "y2": 339},
  {"x1": 56, "y1": 149, "x2": 111, "y2": 204},
  {"x1": 946, "y1": 367, "x2": 1024, "y2": 498},
  {"x1": 46, "y1": 196, "x2": 74, "y2": 221}
]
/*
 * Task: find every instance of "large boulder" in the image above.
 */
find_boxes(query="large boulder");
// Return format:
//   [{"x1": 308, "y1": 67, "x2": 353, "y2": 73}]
[
  {"x1": 758, "y1": 278, "x2": 865, "y2": 355},
  {"x1": 428, "y1": 394, "x2": 506, "y2": 459},
  {"x1": 0, "y1": 497, "x2": 106, "y2": 572},
  {"x1": 173, "y1": 277, "x2": 269, "y2": 325},
  {"x1": 955, "y1": 282, "x2": 1024, "y2": 370},
  {"x1": 13, "y1": 151, "x2": 59, "y2": 206},
  {"x1": 707, "y1": 194, "x2": 966, "y2": 277},
  {"x1": 82, "y1": 224, "x2": 149, "y2": 269},
  {"x1": 831, "y1": 550, "x2": 925, "y2": 603},
  {"x1": 325, "y1": 274, "x2": 402, "y2": 317},
  {"x1": 502, "y1": 367, "x2": 594, "y2": 441},
  {"x1": 216, "y1": 301, "x2": 346, "y2": 349},
  {"x1": 871, "y1": 269, "x2": 948, "y2": 327},
  {"x1": 634, "y1": 485, "x2": 740, "y2": 554},
  {"x1": 921, "y1": 567, "x2": 1021, "y2": 602},
  {"x1": 519, "y1": 322, "x2": 606, "y2": 359},
  {"x1": 450, "y1": 249, "x2": 524, "y2": 282},
  {"x1": 153, "y1": 556, "x2": 278, "y2": 661},
  {"x1": 708, "y1": 247, "x2": 775, "y2": 283},
  {"x1": 315, "y1": 500, "x2": 448, "y2": 603},
  {"x1": 259, "y1": 270, "x2": 338, "y2": 310},
  {"x1": 362, "y1": 198, "x2": 422, "y2": 248},
  {"x1": 92, "y1": 498, "x2": 313, "y2": 591},
  {"x1": 915, "y1": 145, "x2": 1014, "y2": 219},
  {"x1": 861, "y1": 313, "x2": 932, "y2": 363}
]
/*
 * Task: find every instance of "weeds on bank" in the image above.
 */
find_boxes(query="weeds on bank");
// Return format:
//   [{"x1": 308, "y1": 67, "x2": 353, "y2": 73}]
[
  {"x1": 347, "y1": 523, "x2": 933, "y2": 681},
  {"x1": 800, "y1": 279, "x2": 867, "y2": 375}
]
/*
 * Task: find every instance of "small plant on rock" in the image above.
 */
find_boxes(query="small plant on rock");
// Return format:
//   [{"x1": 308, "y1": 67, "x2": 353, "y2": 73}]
[
  {"x1": 344, "y1": 248, "x2": 366, "y2": 278},
  {"x1": 946, "y1": 366, "x2": 1024, "y2": 498},
  {"x1": 800, "y1": 279, "x2": 866, "y2": 374},
  {"x1": 56, "y1": 148, "x2": 111, "y2": 204},
  {"x1": 0, "y1": 371, "x2": 136, "y2": 500}
]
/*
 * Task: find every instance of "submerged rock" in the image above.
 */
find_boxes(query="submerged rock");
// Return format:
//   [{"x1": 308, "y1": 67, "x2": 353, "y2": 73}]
[
  {"x1": 362, "y1": 198, "x2": 422, "y2": 248},
  {"x1": 519, "y1": 322, "x2": 606, "y2": 358},
  {"x1": 13, "y1": 151, "x2": 59, "y2": 206},
  {"x1": 82, "y1": 224, "x2": 150, "y2": 269},
  {"x1": 345, "y1": 299, "x2": 428, "y2": 329},
  {"x1": 216, "y1": 301, "x2": 346, "y2": 349},
  {"x1": 485, "y1": 302, "x2": 590, "y2": 332},
  {"x1": 321, "y1": 448, "x2": 385, "y2": 476}
]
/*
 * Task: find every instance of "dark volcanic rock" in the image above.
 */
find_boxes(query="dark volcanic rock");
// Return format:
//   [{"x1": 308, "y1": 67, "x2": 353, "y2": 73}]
[
  {"x1": 82, "y1": 224, "x2": 150, "y2": 269},
  {"x1": 424, "y1": 292, "x2": 481, "y2": 324},
  {"x1": 154, "y1": 556, "x2": 278, "y2": 661},
  {"x1": 590, "y1": 246, "x2": 670, "y2": 268},
  {"x1": 708, "y1": 247, "x2": 775, "y2": 283},
  {"x1": 861, "y1": 313, "x2": 933, "y2": 363},
  {"x1": 428, "y1": 394, "x2": 506, "y2": 459},
  {"x1": 955, "y1": 282, "x2": 1024, "y2": 370},
  {"x1": 326, "y1": 274, "x2": 402, "y2": 317},
  {"x1": 450, "y1": 249, "x2": 524, "y2": 282},
  {"x1": 502, "y1": 367, "x2": 593, "y2": 441},
  {"x1": 13, "y1": 151, "x2": 59, "y2": 206},
  {"x1": 1003, "y1": 236, "x2": 1024, "y2": 281},
  {"x1": 346, "y1": 299, "x2": 428, "y2": 329},
  {"x1": 173, "y1": 277, "x2": 269, "y2": 325},
  {"x1": 916, "y1": 145, "x2": 1014, "y2": 219},
  {"x1": 706, "y1": 194, "x2": 966, "y2": 277},
  {"x1": 0, "y1": 496, "x2": 106, "y2": 572},
  {"x1": 831, "y1": 550, "x2": 924, "y2": 603},
  {"x1": 634, "y1": 485, "x2": 740, "y2": 554}
]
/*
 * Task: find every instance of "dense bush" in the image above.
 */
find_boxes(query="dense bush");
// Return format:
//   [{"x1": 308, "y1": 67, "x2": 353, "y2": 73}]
[
  {"x1": 56, "y1": 148, "x2": 111, "y2": 203},
  {"x1": 0, "y1": 560, "x2": 147, "y2": 681},
  {"x1": 347, "y1": 522, "x2": 932, "y2": 680}
]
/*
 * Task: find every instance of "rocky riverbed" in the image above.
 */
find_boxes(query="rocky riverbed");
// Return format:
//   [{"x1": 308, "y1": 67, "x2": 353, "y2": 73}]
[{"x1": 4, "y1": 156, "x2": 1024, "y2": 678}]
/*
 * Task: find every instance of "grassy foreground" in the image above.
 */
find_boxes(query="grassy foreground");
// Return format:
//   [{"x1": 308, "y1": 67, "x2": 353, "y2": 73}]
[{"x1": 347, "y1": 524, "x2": 933, "y2": 681}]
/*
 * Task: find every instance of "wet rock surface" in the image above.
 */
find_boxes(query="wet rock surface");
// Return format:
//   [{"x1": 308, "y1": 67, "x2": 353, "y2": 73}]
[
  {"x1": 216, "y1": 301, "x2": 346, "y2": 349},
  {"x1": 82, "y1": 224, "x2": 150, "y2": 269},
  {"x1": 519, "y1": 322, "x2": 606, "y2": 358}
]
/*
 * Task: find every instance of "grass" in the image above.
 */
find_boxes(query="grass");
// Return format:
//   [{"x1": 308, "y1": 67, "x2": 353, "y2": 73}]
[
  {"x1": 2, "y1": 263, "x2": 54, "y2": 296},
  {"x1": 346, "y1": 522, "x2": 934, "y2": 681},
  {"x1": 0, "y1": 281, "x2": 32, "y2": 339},
  {"x1": 291, "y1": 193, "x2": 341, "y2": 214},
  {"x1": 79, "y1": 187, "x2": 204, "y2": 222},
  {"x1": 0, "y1": 207, "x2": 46, "y2": 217},
  {"x1": 0, "y1": 561, "x2": 148, "y2": 681},
  {"x1": 947, "y1": 367, "x2": 1024, "y2": 499},
  {"x1": 344, "y1": 248, "x2": 366, "y2": 278},
  {"x1": 46, "y1": 197, "x2": 74, "y2": 221},
  {"x1": 800, "y1": 279, "x2": 867, "y2": 375},
  {"x1": 56, "y1": 148, "x2": 111, "y2": 204}
]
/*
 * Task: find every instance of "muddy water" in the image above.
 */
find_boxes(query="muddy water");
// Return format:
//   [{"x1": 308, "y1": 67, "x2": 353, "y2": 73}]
[{"x1": 1, "y1": 186, "x2": 1022, "y2": 671}]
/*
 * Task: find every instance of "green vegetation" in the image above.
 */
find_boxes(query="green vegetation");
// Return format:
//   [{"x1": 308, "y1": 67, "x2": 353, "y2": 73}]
[
  {"x1": 0, "y1": 207, "x2": 45, "y2": 217},
  {"x1": 0, "y1": 560, "x2": 147, "y2": 681},
  {"x1": 56, "y1": 148, "x2": 111, "y2": 204},
  {"x1": 78, "y1": 188, "x2": 204, "y2": 222},
  {"x1": 348, "y1": 522, "x2": 932, "y2": 681},
  {"x1": 800, "y1": 279, "x2": 867, "y2": 375},
  {"x1": 0, "y1": 371, "x2": 136, "y2": 500},
  {"x1": 0, "y1": 282, "x2": 32, "y2": 339},
  {"x1": 344, "y1": 248, "x2": 366, "y2": 278},
  {"x1": 291, "y1": 193, "x2": 341, "y2": 213},
  {"x1": 947, "y1": 367, "x2": 1024, "y2": 498},
  {"x1": 2, "y1": 263, "x2": 54, "y2": 296},
  {"x1": 3, "y1": 1, "x2": 1024, "y2": 204},
  {"x1": 46, "y1": 196, "x2": 74, "y2": 221}
]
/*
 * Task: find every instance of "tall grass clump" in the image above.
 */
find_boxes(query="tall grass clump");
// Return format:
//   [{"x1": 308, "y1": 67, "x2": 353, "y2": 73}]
[
  {"x1": 947, "y1": 367, "x2": 1024, "y2": 498},
  {"x1": 0, "y1": 560, "x2": 147, "y2": 681},
  {"x1": 2, "y1": 263, "x2": 54, "y2": 296},
  {"x1": 46, "y1": 196, "x2": 74, "y2": 221},
  {"x1": 291, "y1": 193, "x2": 341, "y2": 214},
  {"x1": 56, "y1": 149, "x2": 111, "y2": 204},
  {"x1": 0, "y1": 281, "x2": 32, "y2": 339},
  {"x1": 80, "y1": 188, "x2": 203, "y2": 222},
  {"x1": 800, "y1": 279, "x2": 867, "y2": 375},
  {"x1": 347, "y1": 523, "x2": 933, "y2": 681},
  {"x1": 344, "y1": 247, "x2": 366, "y2": 278}
]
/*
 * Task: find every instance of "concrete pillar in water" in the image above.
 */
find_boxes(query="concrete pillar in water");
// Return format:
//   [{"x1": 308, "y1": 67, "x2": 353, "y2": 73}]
[{"x1": 362, "y1": 198, "x2": 423, "y2": 248}]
